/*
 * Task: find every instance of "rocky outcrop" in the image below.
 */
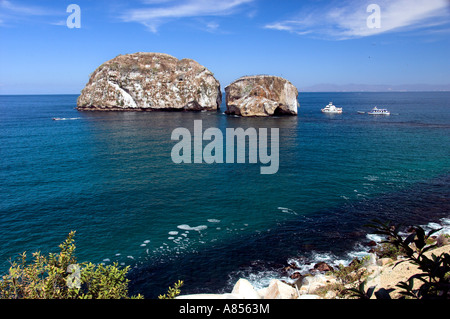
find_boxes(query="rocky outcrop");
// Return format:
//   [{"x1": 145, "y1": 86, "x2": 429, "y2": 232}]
[
  {"x1": 260, "y1": 279, "x2": 298, "y2": 299},
  {"x1": 231, "y1": 278, "x2": 262, "y2": 299},
  {"x1": 313, "y1": 261, "x2": 334, "y2": 273},
  {"x1": 77, "y1": 52, "x2": 222, "y2": 111},
  {"x1": 176, "y1": 279, "x2": 298, "y2": 300},
  {"x1": 225, "y1": 75, "x2": 299, "y2": 117}
]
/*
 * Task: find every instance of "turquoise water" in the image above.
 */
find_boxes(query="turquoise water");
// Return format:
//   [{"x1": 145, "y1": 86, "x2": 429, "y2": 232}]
[{"x1": 0, "y1": 92, "x2": 449, "y2": 297}]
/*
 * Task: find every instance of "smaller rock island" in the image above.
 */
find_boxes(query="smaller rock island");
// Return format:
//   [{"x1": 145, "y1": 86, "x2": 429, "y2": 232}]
[{"x1": 225, "y1": 75, "x2": 299, "y2": 117}]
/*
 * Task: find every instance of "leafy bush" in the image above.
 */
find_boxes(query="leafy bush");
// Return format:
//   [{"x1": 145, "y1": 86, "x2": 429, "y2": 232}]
[
  {"x1": 332, "y1": 256, "x2": 369, "y2": 285},
  {"x1": 371, "y1": 241, "x2": 406, "y2": 260},
  {"x1": 158, "y1": 280, "x2": 184, "y2": 299},
  {"x1": 0, "y1": 231, "x2": 143, "y2": 299},
  {"x1": 315, "y1": 256, "x2": 370, "y2": 298}
]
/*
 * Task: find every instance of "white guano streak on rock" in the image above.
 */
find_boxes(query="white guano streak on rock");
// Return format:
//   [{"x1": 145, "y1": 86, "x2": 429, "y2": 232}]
[
  {"x1": 108, "y1": 81, "x2": 138, "y2": 108},
  {"x1": 284, "y1": 82, "x2": 298, "y2": 114}
]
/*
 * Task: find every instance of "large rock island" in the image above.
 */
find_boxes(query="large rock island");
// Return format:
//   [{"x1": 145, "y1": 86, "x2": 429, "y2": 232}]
[
  {"x1": 225, "y1": 75, "x2": 299, "y2": 117},
  {"x1": 77, "y1": 52, "x2": 222, "y2": 112}
]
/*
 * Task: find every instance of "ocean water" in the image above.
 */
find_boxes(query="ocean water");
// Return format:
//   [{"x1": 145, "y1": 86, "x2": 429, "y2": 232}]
[{"x1": 0, "y1": 92, "x2": 449, "y2": 298}]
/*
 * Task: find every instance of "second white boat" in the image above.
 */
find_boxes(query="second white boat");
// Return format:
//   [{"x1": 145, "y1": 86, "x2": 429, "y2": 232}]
[{"x1": 368, "y1": 107, "x2": 390, "y2": 115}]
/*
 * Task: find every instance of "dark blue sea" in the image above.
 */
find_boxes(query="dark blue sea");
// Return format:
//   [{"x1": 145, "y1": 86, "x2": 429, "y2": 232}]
[{"x1": 1, "y1": 92, "x2": 449, "y2": 298}]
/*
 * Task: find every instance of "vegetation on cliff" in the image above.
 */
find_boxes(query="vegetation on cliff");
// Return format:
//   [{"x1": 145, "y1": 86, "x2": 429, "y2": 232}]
[
  {"x1": 1, "y1": 220, "x2": 448, "y2": 300},
  {"x1": 0, "y1": 231, "x2": 142, "y2": 299},
  {"x1": 347, "y1": 220, "x2": 450, "y2": 299}
]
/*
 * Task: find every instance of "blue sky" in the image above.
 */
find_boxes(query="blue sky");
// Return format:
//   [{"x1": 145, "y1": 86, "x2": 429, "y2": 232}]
[{"x1": 0, "y1": 0, "x2": 449, "y2": 94}]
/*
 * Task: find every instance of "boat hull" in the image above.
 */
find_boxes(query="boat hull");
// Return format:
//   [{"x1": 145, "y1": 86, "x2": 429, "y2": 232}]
[{"x1": 321, "y1": 110, "x2": 342, "y2": 114}]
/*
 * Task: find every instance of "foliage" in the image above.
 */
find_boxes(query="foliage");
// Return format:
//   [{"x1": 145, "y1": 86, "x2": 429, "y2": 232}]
[
  {"x1": 158, "y1": 280, "x2": 184, "y2": 299},
  {"x1": 308, "y1": 256, "x2": 369, "y2": 299},
  {"x1": 371, "y1": 241, "x2": 406, "y2": 260},
  {"x1": 0, "y1": 231, "x2": 143, "y2": 299},
  {"x1": 346, "y1": 281, "x2": 376, "y2": 299},
  {"x1": 351, "y1": 220, "x2": 450, "y2": 299},
  {"x1": 346, "y1": 281, "x2": 394, "y2": 300},
  {"x1": 313, "y1": 283, "x2": 341, "y2": 299},
  {"x1": 321, "y1": 256, "x2": 370, "y2": 298},
  {"x1": 332, "y1": 256, "x2": 369, "y2": 285}
]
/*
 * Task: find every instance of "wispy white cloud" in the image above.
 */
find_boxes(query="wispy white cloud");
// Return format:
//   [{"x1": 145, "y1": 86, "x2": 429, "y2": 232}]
[
  {"x1": 205, "y1": 21, "x2": 219, "y2": 32},
  {"x1": 264, "y1": 0, "x2": 450, "y2": 40},
  {"x1": 49, "y1": 20, "x2": 68, "y2": 27},
  {"x1": 0, "y1": 0, "x2": 64, "y2": 26},
  {"x1": 121, "y1": 0, "x2": 255, "y2": 33},
  {"x1": 0, "y1": 0, "x2": 49, "y2": 16}
]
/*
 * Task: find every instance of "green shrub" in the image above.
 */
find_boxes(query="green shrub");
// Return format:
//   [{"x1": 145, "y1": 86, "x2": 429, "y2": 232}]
[
  {"x1": 158, "y1": 280, "x2": 184, "y2": 299},
  {"x1": 372, "y1": 241, "x2": 406, "y2": 259},
  {"x1": 332, "y1": 257, "x2": 368, "y2": 285},
  {"x1": 0, "y1": 231, "x2": 143, "y2": 299}
]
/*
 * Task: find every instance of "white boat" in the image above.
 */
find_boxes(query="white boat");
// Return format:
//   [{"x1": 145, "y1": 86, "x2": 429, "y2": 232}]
[
  {"x1": 321, "y1": 102, "x2": 342, "y2": 114},
  {"x1": 368, "y1": 107, "x2": 390, "y2": 115}
]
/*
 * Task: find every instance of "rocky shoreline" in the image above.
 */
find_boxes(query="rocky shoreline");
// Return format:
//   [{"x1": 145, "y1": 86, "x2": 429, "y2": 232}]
[{"x1": 176, "y1": 231, "x2": 450, "y2": 299}]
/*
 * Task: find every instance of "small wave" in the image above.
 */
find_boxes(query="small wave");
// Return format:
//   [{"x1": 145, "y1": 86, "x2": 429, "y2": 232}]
[
  {"x1": 52, "y1": 117, "x2": 81, "y2": 121},
  {"x1": 277, "y1": 207, "x2": 298, "y2": 215},
  {"x1": 428, "y1": 222, "x2": 443, "y2": 230},
  {"x1": 232, "y1": 269, "x2": 282, "y2": 291},
  {"x1": 177, "y1": 224, "x2": 208, "y2": 231},
  {"x1": 366, "y1": 233, "x2": 384, "y2": 243},
  {"x1": 422, "y1": 218, "x2": 450, "y2": 236}
]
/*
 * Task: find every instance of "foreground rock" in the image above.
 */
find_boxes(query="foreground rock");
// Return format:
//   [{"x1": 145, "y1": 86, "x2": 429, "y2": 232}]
[
  {"x1": 176, "y1": 279, "x2": 301, "y2": 300},
  {"x1": 77, "y1": 52, "x2": 222, "y2": 112},
  {"x1": 260, "y1": 279, "x2": 298, "y2": 299},
  {"x1": 225, "y1": 75, "x2": 299, "y2": 117},
  {"x1": 231, "y1": 278, "x2": 262, "y2": 299}
]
